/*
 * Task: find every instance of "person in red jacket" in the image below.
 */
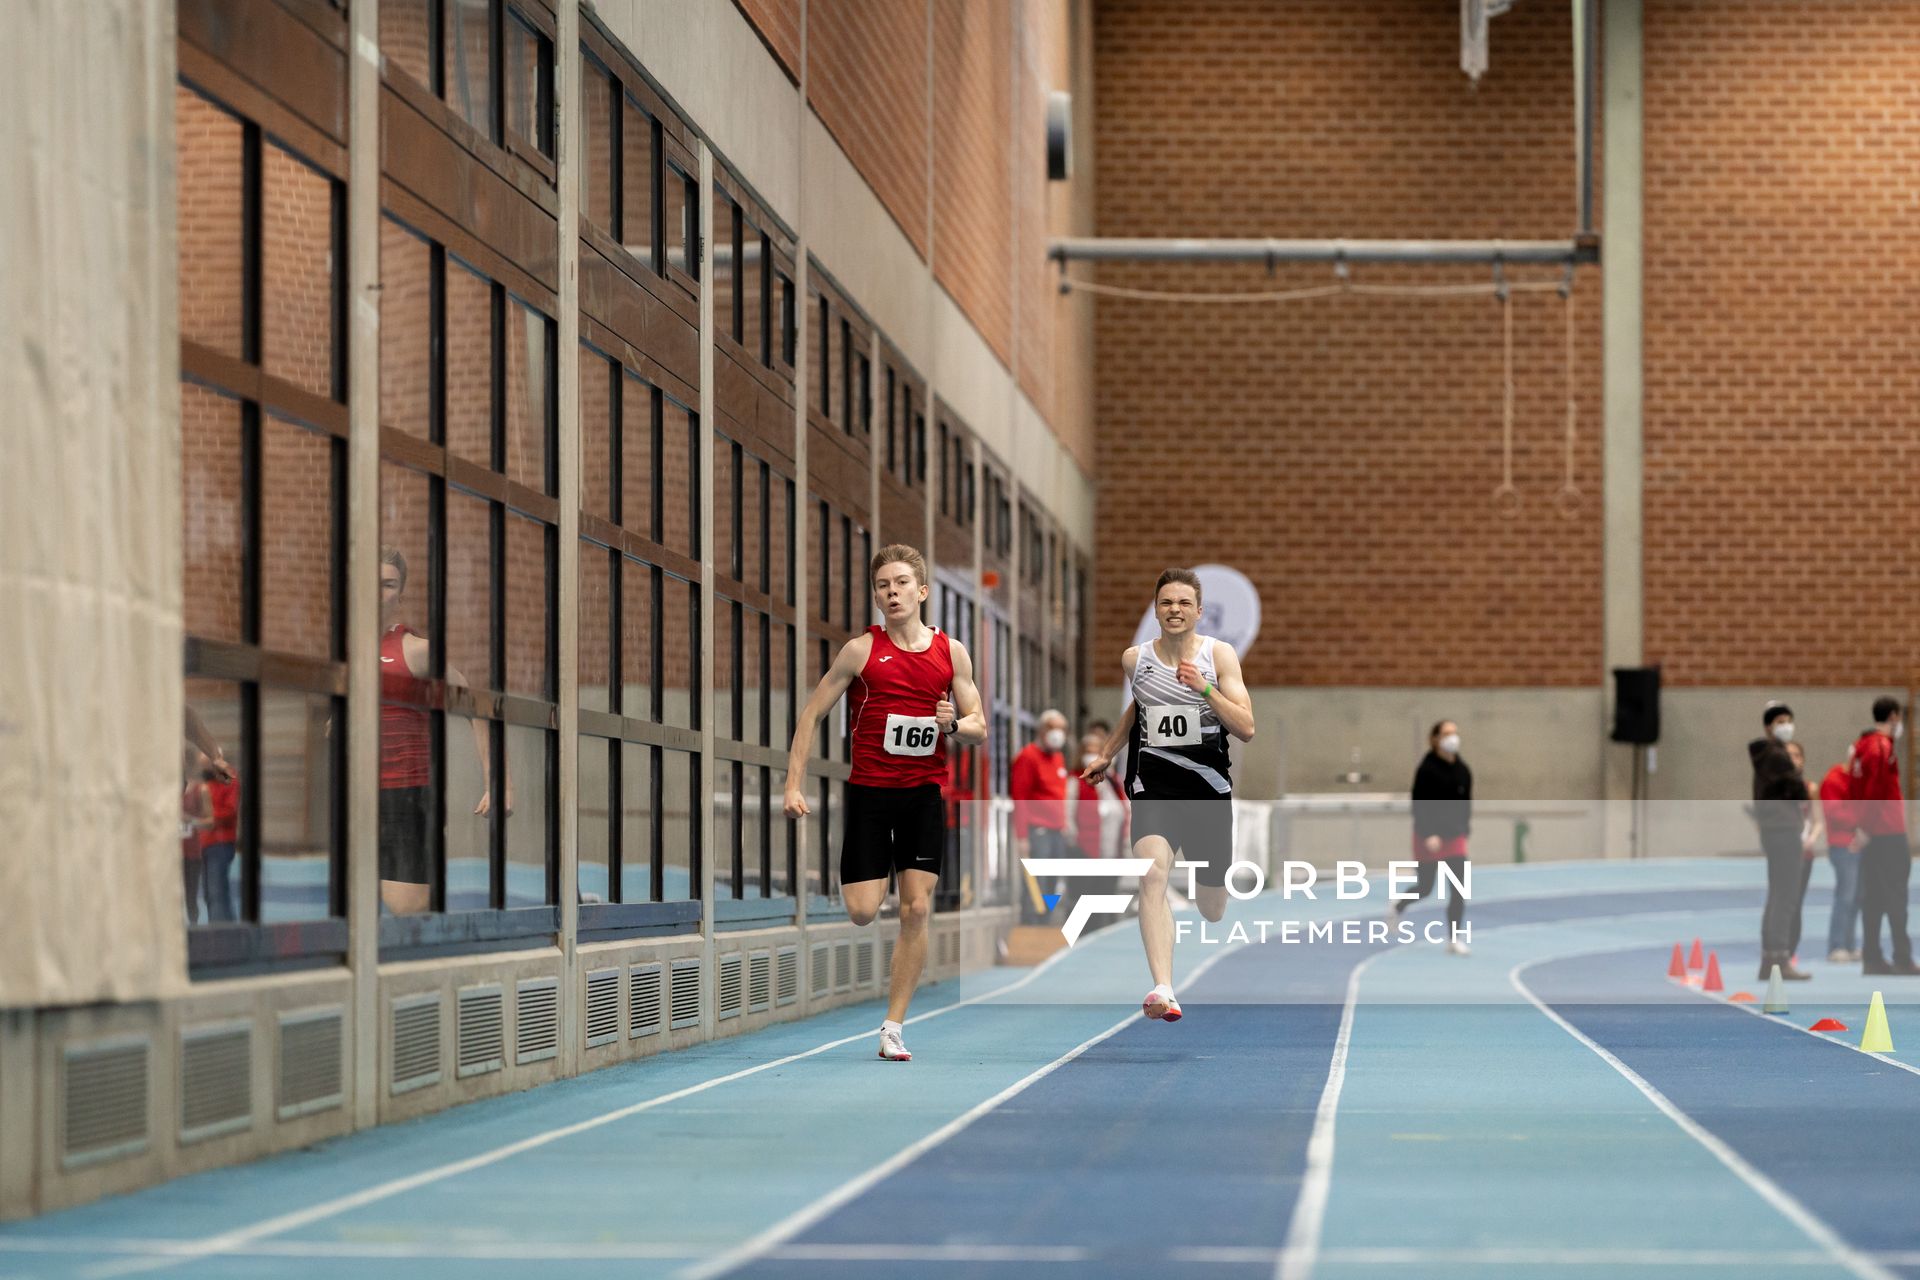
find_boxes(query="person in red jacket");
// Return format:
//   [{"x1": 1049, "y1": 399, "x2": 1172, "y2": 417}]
[
  {"x1": 1849, "y1": 696, "x2": 1917, "y2": 975},
  {"x1": 1012, "y1": 709, "x2": 1074, "y2": 916},
  {"x1": 201, "y1": 769, "x2": 241, "y2": 923},
  {"x1": 1819, "y1": 756, "x2": 1862, "y2": 963}
]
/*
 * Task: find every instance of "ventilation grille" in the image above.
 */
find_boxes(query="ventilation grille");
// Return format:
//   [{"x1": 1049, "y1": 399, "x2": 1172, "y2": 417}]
[
  {"x1": 810, "y1": 942, "x2": 830, "y2": 999},
  {"x1": 855, "y1": 939, "x2": 874, "y2": 988},
  {"x1": 277, "y1": 1006, "x2": 344, "y2": 1121},
  {"x1": 585, "y1": 969, "x2": 621, "y2": 1048},
  {"x1": 516, "y1": 978, "x2": 559, "y2": 1065},
  {"x1": 748, "y1": 951, "x2": 772, "y2": 1013},
  {"x1": 629, "y1": 963, "x2": 664, "y2": 1038},
  {"x1": 670, "y1": 958, "x2": 702, "y2": 1029},
  {"x1": 61, "y1": 1037, "x2": 149, "y2": 1169},
  {"x1": 882, "y1": 937, "x2": 896, "y2": 979},
  {"x1": 457, "y1": 985, "x2": 504, "y2": 1079},
  {"x1": 776, "y1": 946, "x2": 799, "y2": 1006},
  {"x1": 717, "y1": 953, "x2": 744, "y2": 1020},
  {"x1": 834, "y1": 940, "x2": 852, "y2": 992},
  {"x1": 390, "y1": 993, "x2": 442, "y2": 1095},
  {"x1": 179, "y1": 1021, "x2": 252, "y2": 1144}
]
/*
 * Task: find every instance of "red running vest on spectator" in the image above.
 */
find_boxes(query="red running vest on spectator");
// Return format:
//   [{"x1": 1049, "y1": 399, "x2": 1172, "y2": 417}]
[
  {"x1": 1819, "y1": 763, "x2": 1856, "y2": 848},
  {"x1": 1011, "y1": 742, "x2": 1071, "y2": 835},
  {"x1": 847, "y1": 625, "x2": 953, "y2": 788},
  {"x1": 1848, "y1": 729, "x2": 1904, "y2": 835},
  {"x1": 203, "y1": 777, "x2": 240, "y2": 848},
  {"x1": 380, "y1": 623, "x2": 432, "y2": 789}
]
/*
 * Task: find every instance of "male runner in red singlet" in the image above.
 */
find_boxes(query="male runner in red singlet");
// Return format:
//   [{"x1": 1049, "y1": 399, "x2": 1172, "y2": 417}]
[
  {"x1": 784, "y1": 545, "x2": 987, "y2": 1061},
  {"x1": 380, "y1": 549, "x2": 500, "y2": 914}
]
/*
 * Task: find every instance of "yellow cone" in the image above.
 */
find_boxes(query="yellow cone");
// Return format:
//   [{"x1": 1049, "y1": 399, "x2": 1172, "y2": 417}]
[{"x1": 1860, "y1": 991, "x2": 1894, "y2": 1054}]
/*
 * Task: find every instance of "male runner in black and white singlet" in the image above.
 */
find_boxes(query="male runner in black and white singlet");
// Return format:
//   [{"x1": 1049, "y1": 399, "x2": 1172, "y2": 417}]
[{"x1": 1083, "y1": 568, "x2": 1255, "y2": 1022}]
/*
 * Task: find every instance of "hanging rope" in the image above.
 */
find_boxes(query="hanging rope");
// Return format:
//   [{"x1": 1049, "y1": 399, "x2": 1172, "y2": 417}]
[
  {"x1": 1555, "y1": 269, "x2": 1581, "y2": 518},
  {"x1": 1493, "y1": 265, "x2": 1520, "y2": 517}
]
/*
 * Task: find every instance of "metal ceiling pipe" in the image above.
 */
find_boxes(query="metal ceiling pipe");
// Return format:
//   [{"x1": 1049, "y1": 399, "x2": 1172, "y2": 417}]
[{"x1": 1046, "y1": 238, "x2": 1596, "y2": 266}]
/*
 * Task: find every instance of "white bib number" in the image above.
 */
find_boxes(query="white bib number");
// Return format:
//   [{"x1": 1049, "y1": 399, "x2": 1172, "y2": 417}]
[
  {"x1": 1145, "y1": 706, "x2": 1202, "y2": 747},
  {"x1": 884, "y1": 714, "x2": 941, "y2": 756}
]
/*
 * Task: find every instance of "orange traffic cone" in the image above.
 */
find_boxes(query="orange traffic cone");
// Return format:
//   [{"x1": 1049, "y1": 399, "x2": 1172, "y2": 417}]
[
  {"x1": 1729, "y1": 991, "x2": 1756, "y2": 1003},
  {"x1": 1688, "y1": 938, "x2": 1705, "y2": 971},
  {"x1": 1702, "y1": 952, "x2": 1724, "y2": 993},
  {"x1": 1667, "y1": 943, "x2": 1687, "y2": 980},
  {"x1": 1809, "y1": 1018, "x2": 1847, "y2": 1032}
]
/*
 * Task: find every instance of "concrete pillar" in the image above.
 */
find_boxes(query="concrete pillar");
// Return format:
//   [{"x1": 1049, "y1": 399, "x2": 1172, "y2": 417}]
[
  {"x1": 1601, "y1": 0, "x2": 1645, "y2": 852},
  {"x1": 0, "y1": 0, "x2": 186, "y2": 1005}
]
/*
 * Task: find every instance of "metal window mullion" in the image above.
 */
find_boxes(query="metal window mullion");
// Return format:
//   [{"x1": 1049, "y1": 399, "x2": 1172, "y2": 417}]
[
  {"x1": 429, "y1": 472, "x2": 449, "y2": 912},
  {"x1": 488, "y1": 503, "x2": 507, "y2": 910},
  {"x1": 239, "y1": 681, "x2": 262, "y2": 921}
]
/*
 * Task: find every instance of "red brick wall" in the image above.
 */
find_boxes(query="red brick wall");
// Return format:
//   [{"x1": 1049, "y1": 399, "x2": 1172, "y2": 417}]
[
  {"x1": 1642, "y1": 1, "x2": 1920, "y2": 686},
  {"x1": 806, "y1": 0, "x2": 931, "y2": 257},
  {"x1": 932, "y1": 0, "x2": 1012, "y2": 365},
  {"x1": 1090, "y1": 0, "x2": 1603, "y2": 686},
  {"x1": 1014, "y1": 0, "x2": 1058, "y2": 426},
  {"x1": 735, "y1": 0, "x2": 801, "y2": 81}
]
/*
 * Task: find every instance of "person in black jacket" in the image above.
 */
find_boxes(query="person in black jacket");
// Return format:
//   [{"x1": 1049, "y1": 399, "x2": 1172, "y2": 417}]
[
  {"x1": 1750, "y1": 703, "x2": 1812, "y2": 981},
  {"x1": 1392, "y1": 720, "x2": 1473, "y2": 955}
]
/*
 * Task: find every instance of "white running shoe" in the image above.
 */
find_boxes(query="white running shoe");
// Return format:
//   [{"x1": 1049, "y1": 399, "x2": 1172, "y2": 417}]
[
  {"x1": 877, "y1": 1025, "x2": 911, "y2": 1062},
  {"x1": 1828, "y1": 949, "x2": 1859, "y2": 964},
  {"x1": 1446, "y1": 940, "x2": 1471, "y2": 957},
  {"x1": 1142, "y1": 987, "x2": 1183, "y2": 1022}
]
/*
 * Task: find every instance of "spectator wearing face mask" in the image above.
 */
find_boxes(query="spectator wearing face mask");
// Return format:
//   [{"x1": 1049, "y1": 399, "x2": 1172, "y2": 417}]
[
  {"x1": 1818, "y1": 752, "x2": 1862, "y2": 963},
  {"x1": 1850, "y1": 696, "x2": 1917, "y2": 976},
  {"x1": 1392, "y1": 720, "x2": 1472, "y2": 955},
  {"x1": 1750, "y1": 703, "x2": 1811, "y2": 980},
  {"x1": 1012, "y1": 709, "x2": 1075, "y2": 915}
]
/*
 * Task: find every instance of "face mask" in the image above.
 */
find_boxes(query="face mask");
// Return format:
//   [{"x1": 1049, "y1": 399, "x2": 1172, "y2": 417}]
[
  {"x1": 1895, "y1": 722, "x2": 1906, "y2": 742},
  {"x1": 1772, "y1": 722, "x2": 1795, "y2": 745},
  {"x1": 1438, "y1": 734, "x2": 1460, "y2": 755},
  {"x1": 1081, "y1": 752, "x2": 1099, "y2": 769},
  {"x1": 1044, "y1": 729, "x2": 1067, "y2": 752}
]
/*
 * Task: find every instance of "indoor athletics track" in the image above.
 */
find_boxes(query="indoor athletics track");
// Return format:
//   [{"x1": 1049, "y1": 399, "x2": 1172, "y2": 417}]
[{"x1": 4, "y1": 858, "x2": 1918, "y2": 1280}]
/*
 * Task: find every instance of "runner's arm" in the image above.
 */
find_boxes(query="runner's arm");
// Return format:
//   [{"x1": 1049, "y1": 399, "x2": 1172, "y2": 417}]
[
  {"x1": 943, "y1": 642, "x2": 988, "y2": 746},
  {"x1": 782, "y1": 635, "x2": 871, "y2": 815},
  {"x1": 1204, "y1": 642, "x2": 1256, "y2": 741}
]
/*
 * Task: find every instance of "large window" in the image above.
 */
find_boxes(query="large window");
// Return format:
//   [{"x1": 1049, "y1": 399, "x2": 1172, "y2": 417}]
[
  {"x1": 176, "y1": 75, "x2": 348, "y2": 968},
  {"x1": 712, "y1": 432, "x2": 798, "y2": 901},
  {"x1": 577, "y1": 350, "x2": 703, "y2": 914},
  {"x1": 377, "y1": 216, "x2": 559, "y2": 928},
  {"x1": 383, "y1": 0, "x2": 555, "y2": 163}
]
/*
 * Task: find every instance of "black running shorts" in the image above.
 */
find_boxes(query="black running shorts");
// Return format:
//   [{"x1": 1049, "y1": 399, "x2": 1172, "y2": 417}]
[
  {"x1": 841, "y1": 782, "x2": 946, "y2": 885},
  {"x1": 379, "y1": 785, "x2": 430, "y2": 884},
  {"x1": 1129, "y1": 790, "x2": 1236, "y2": 888}
]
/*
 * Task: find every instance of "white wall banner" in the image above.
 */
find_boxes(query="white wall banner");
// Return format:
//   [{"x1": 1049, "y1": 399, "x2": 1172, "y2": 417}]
[{"x1": 1130, "y1": 564, "x2": 1262, "y2": 656}]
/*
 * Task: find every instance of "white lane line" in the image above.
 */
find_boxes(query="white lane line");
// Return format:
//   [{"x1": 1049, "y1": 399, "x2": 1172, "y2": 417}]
[
  {"x1": 1688, "y1": 973, "x2": 1920, "y2": 1079},
  {"x1": 1511, "y1": 956, "x2": 1900, "y2": 1280},
  {"x1": 79, "y1": 926, "x2": 1124, "y2": 1280},
  {"x1": 1271, "y1": 947, "x2": 1390, "y2": 1280},
  {"x1": 19, "y1": 1235, "x2": 1920, "y2": 1267},
  {"x1": 678, "y1": 940, "x2": 1250, "y2": 1280}
]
